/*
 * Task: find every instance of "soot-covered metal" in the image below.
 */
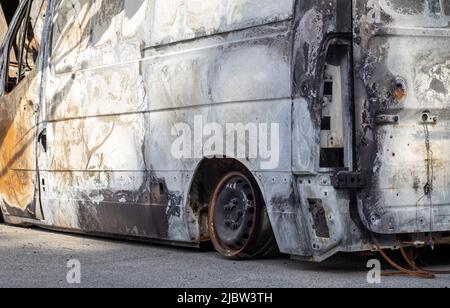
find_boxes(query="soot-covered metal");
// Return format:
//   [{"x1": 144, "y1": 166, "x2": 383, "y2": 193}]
[{"x1": 0, "y1": 0, "x2": 449, "y2": 262}]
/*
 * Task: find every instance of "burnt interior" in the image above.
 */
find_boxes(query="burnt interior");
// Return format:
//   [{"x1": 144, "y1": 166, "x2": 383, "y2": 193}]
[
  {"x1": 320, "y1": 44, "x2": 352, "y2": 169},
  {"x1": 0, "y1": 0, "x2": 20, "y2": 25}
]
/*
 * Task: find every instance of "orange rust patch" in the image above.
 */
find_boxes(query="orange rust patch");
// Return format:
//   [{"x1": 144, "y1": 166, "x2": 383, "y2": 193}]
[{"x1": 393, "y1": 88, "x2": 407, "y2": 101}]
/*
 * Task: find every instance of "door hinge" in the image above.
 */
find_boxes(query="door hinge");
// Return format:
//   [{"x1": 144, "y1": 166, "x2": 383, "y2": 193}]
[{"x1": 331, "y1": 171, "x2": 365, "y2": 189}]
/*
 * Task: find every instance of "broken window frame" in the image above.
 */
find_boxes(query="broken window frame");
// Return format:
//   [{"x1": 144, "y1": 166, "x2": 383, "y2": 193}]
[
  {"x1": 4, "y1": 0, "x2": 31, "y2": 92},
  {"x1": 2, "y1": 0, "x2": 45, "y2": 93}
]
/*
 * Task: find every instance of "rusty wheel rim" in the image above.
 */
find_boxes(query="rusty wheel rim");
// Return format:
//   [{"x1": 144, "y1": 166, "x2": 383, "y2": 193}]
[{"x1": 209, "y1": 172, "x2": 259, "y2": 257}]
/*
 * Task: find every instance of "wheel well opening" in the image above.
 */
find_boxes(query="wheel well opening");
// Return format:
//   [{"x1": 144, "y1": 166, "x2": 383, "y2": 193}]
[{"x1": 188, "y1": 158, "x2": 258, "y2": 242}]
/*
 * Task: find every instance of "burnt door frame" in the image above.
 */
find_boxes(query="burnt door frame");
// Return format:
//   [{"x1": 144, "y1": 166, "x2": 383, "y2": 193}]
[{"x1": 0, "y1": 0, "x2": 46, "y2": 220}]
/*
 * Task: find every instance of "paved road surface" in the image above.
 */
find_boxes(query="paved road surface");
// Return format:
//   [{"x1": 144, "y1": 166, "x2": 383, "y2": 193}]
[{"x1": 0, "y1": 224, "x2": 449, "y2": 288}]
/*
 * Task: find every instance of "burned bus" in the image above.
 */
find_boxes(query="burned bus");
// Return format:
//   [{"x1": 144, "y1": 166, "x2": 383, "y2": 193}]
[{"x1": 0, "y1": 0, "x2": 449, "y2": 262}]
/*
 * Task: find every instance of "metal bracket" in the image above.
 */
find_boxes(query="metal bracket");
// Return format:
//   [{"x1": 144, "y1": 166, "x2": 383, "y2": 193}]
[
  {"x1": 420, "y1": 113, "x2": 437, "y2": 125},
  {"x1": 375, "y1": 114, "x2": 399, "y2": 125},
  {"x1": 331, "y1": 171, "x2": 365, "y2": 189}
]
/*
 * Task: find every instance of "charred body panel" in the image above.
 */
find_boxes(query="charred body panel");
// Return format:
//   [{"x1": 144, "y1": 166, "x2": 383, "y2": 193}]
[
  {"x1": 0, "y1": 0, "x2": 449, "y2": 263},
  {"x1": 37, "y1": 0, "x2": 293, "y2": 244},
  {"x1": 0, "y1": 0, "x2": 45, "y2": 221},
  {"x1": 354, "y1": 0, "x2": 450, "y2": 235},
  {"x1": 0, "y1": 73, "x2": 38, "y2": 219}
]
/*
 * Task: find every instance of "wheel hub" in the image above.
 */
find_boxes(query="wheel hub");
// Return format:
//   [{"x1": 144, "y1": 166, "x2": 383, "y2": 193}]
[
  {"x1": 212, "y1": 175, "x2": 257, "y2": 250},
  {"x1": 224, "y1": 199, "x2": 244, "y2": 229}
]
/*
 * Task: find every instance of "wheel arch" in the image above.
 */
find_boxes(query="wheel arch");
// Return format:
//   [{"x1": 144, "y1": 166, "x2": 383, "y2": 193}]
[{"x1": 187, "y1": 158, "x2": 269, "y2": 243}]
